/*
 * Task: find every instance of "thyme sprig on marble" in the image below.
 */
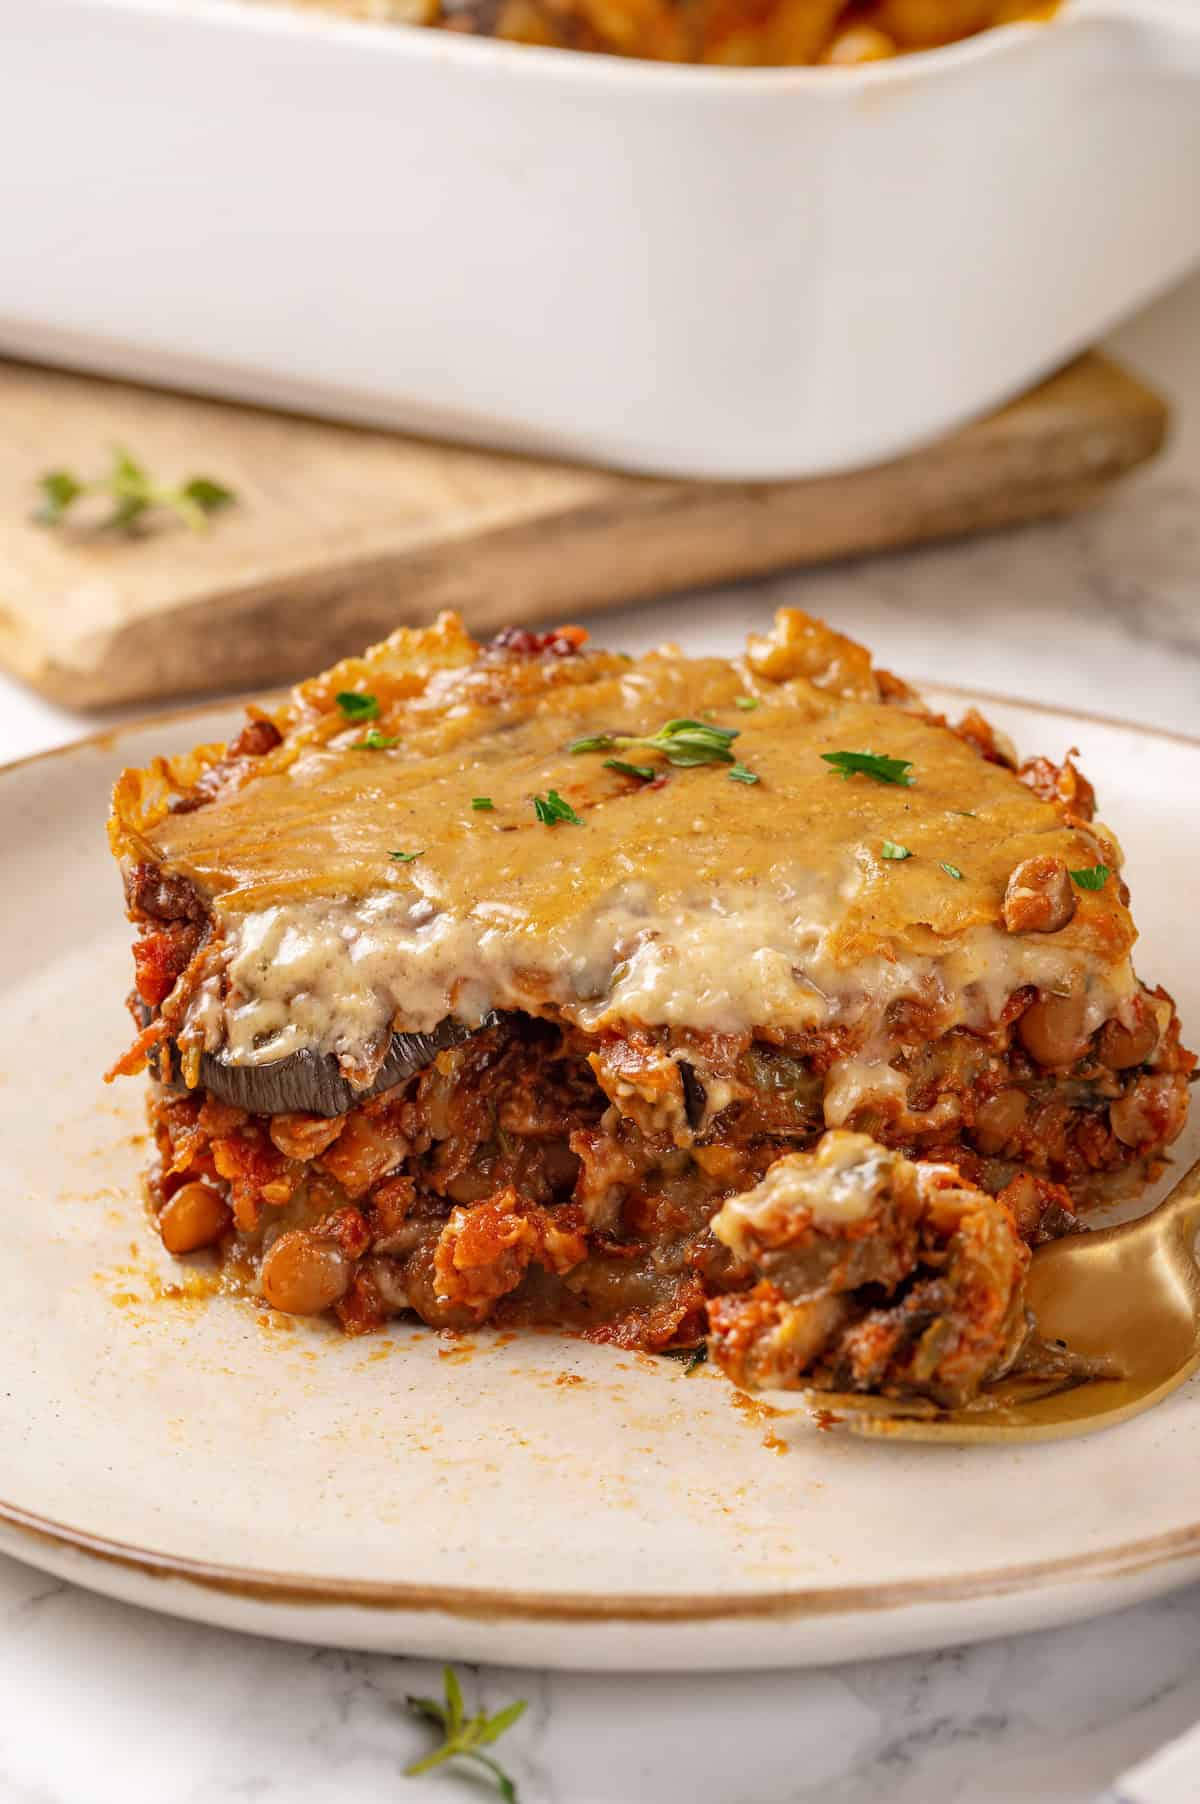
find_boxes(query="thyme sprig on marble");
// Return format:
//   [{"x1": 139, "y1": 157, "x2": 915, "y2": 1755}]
[{"x1": 404, "y1": 1666, "x2": 527, "y2": 1802}]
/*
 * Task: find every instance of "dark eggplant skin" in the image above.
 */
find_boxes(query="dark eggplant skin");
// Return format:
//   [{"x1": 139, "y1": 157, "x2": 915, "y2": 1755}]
[
  {"x1": 679, "y1": 1061, "x2": 707, "y2": 1133},
  {"x1": 148, "y1": 1012, "x2": 505, "y2": 1118}
]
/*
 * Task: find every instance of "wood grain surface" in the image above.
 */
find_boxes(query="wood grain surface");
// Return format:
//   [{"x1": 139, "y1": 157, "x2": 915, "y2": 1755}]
[{"x1": 0, "y1": 352, "x2": 1166, "y2": 708}]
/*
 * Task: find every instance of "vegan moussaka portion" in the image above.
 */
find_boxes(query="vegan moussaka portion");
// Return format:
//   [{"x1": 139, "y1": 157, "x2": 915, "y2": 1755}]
[{"x1": 108, "y1": 610, "x2": 1192, "y2": 1405}]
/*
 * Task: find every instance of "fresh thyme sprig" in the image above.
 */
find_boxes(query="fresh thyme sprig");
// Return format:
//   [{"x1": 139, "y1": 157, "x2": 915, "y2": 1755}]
[
  {"x1": 404, "y1": 1666, "x2": 527, "y2": 1802},
  {"x1": 569, "y1": 717, "x2": 740, "y2": 770},
  {"x1": 35, "y1": 447, "x2": 235, "y2": 535}
]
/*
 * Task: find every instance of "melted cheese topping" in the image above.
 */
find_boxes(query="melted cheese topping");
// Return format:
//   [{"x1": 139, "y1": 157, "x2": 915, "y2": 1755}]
[
  {"x1": 133, "y1": 613, "x2": 1136, "y2": 1072},
  {"x1": 712, "y1": 1131, "x2": 985, "y2": 1251},
  {"x1": 716, "y1": 1133, "x2": 901, "y2": 1243}
]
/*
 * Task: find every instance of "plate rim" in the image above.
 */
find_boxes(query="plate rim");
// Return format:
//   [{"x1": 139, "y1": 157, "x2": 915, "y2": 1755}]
[
  {"x1": 2, "y1": 1496, "x2": 1200, "y2": 1623},
  {"x1": 5, "y1": 682, "x2": 1199, "y2": 1629}
]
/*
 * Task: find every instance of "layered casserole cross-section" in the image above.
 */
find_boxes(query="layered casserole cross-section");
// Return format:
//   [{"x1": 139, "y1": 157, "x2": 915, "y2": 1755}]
[{"x1": 108, "y1": 611, "x2": 1192, "y2": 1404}]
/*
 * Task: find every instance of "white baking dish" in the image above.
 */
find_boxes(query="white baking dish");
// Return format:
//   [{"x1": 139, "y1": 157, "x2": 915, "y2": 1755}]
[{"x1": 2, "y1": 0, "x2": 1199, "y2": 479}]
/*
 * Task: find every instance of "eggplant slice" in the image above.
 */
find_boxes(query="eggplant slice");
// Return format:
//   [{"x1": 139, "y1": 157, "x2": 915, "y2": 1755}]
[{"x1": 150, "y1": 1012, "x2": 505, "y2": 1117}]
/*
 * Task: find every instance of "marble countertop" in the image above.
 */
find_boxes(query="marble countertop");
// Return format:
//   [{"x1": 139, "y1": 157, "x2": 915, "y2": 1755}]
[{"x1": 2, "y1": 277, "x2": 1199, "y2": 1804}]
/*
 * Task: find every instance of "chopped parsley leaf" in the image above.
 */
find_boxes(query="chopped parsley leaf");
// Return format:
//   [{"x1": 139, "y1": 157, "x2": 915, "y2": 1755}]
[
  {"x1": 352, "y1": 729, "x2": 400, "y2": 750},
  {"x1": 336, "y1": 690, "x2": 379, "y2": 722},
  {"x1": 533, "y1": 789, "x2": 582, "y2": 826},
  {"x1": 821, "y1": 750, "x2": 914, "y2": 787},
  {"x1": 881, "y1": 840, "x2": 912, "y2": 860},
  {"x1": 1070, "y1": 864, "x2": 1110, "y2": 890}
]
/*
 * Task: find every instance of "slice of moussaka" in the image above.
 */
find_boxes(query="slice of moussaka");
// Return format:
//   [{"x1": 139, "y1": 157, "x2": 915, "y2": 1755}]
[{"x1": 108, "y1": 610, "x2": 1193, "y2": 1402}]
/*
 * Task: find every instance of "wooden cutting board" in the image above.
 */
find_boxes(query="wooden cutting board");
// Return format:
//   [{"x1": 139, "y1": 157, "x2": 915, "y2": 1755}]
[{"x1": 0, "y1": 352, "x2": 1166, "y2": 709}]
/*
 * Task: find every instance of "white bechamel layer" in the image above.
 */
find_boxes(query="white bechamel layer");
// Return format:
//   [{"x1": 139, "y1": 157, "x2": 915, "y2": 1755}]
[
  {"x1": 715, "y1": 1134, "x2": 901, "y2": 1245},
  {"x1": 712, "y1": 1131, "x2": 980, "y2": 1253},
  {"x1": 196, "y1": 880, "x2": 1137, "y2": 1077}
]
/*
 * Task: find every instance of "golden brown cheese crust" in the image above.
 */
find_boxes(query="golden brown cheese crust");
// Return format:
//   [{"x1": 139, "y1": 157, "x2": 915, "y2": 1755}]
[{"x1": 117, "y1": 610, "x2": 1130, "y2": 983}]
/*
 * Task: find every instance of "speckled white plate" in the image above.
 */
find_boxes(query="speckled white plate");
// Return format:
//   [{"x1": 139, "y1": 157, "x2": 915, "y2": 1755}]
[{"x1": 1, "y1": 689, "x2": 1198, "y2": 1671}]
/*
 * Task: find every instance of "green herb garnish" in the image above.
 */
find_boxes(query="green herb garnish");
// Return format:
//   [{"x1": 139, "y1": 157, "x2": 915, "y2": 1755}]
[
  {"x1": 728, "y1": 762, "x2": 759, "y2": 785},
  {"x1": 881, "y1": 841, "x2": 912, "y2": 860},
  {"x1": 389, "y1": 850, "x2": 423, "y2": 863},
  {"x1": 405, "y1": 1666, "x2": 527, "y2": 1802},
  {"x1": 35, "y1": 447, "x2": 235, "y2": 534},
  {"x1": 951, "y1": 810, "x2": 978, "y2": 818},
  {"x1": 940, "y1": 861, "x2": 964, "y2": 881},
  {"x1": 471, "y1": 796, "x2": 495, "y2": 811},
  {"x1": 734, "y1": 696, "x2": 761, "y2": 711},
  {"x1": 604, "y1": 758, "x2": 656, "y2": 782},
  {"x1": 569, "y1": 717, "x2": 739, "y2": 769},
  {"x1": 1070, "y1": 864, "x2": 1110, "y2": 890},
  {"x1": 821, "y1": 750, "x2": 914, "y2": 787},
  {"x1": 336, "y1": 691, "x2": 380, "y2": 722},
  {"x1": 352, "y1": 729, "x2": 401, "y2": 750},
  {"x1": 533, "y1": 789, "x2": 582, "y2": 826}
]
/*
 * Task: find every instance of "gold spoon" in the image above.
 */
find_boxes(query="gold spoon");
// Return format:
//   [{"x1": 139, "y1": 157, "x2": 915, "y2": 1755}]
[{"x1": 808, "y1": 1156, "x2": 1200, "y2": 1445}]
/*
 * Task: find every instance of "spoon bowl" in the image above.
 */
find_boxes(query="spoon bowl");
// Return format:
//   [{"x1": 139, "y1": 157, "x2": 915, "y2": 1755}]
[{"x1": 808, "y1": 1158, "x2": 1200, "y2": 1445}]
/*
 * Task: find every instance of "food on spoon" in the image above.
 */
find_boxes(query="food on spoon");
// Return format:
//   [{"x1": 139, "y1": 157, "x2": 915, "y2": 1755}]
[
  {"x1": 708, "y1": 1131, "x2": 1031, "y2": 1406},
  {"x1": 107, "y1": 608, "x2": 1193, "y2": 1398}
]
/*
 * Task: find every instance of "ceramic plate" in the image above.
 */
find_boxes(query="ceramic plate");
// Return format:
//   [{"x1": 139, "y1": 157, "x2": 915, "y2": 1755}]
[{"x1": 2, "y1": 689, "x2": 1198, "y2": 1671}]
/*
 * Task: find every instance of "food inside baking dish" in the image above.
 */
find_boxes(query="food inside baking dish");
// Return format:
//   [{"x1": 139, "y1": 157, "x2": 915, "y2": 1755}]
[
  {"x1": 108, "y1": 610, "x2": 1192, "y2": 1406},
  {"x1": 264, "y1": 0, "x2": 1058, "y2": 66}
]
